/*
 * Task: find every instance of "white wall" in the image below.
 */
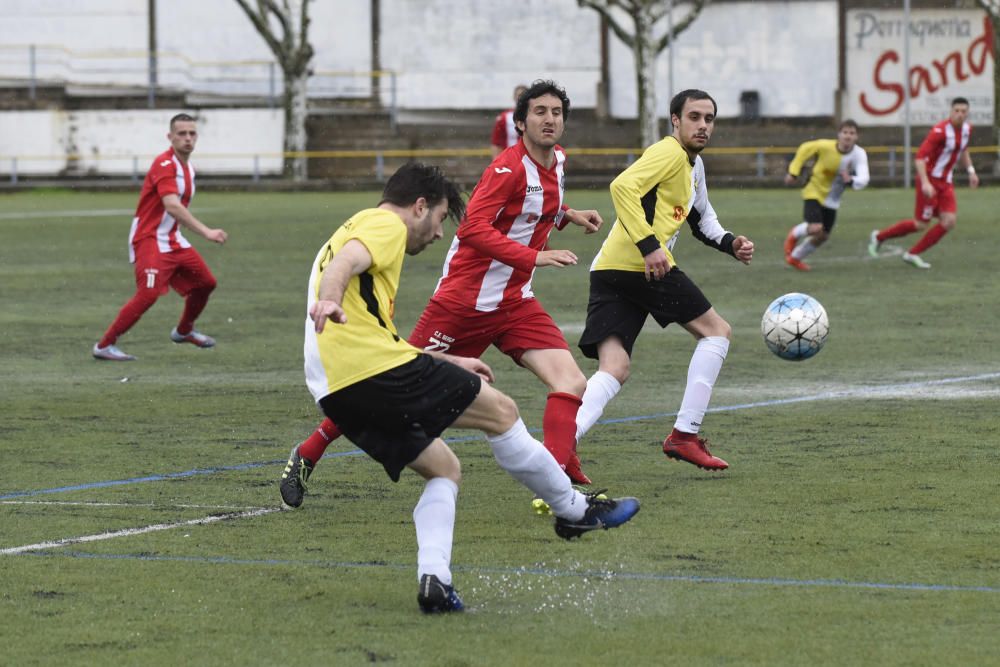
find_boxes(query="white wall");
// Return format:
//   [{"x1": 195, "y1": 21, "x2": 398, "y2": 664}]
[{"x1": 0, "y1": 109, "x2": 284, "y2": 176}]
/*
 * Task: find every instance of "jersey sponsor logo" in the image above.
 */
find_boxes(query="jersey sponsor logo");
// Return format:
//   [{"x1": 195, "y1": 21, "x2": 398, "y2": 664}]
[
  {"x1": 672, "y1": 205, "x2": 685, "y2": 221},
  {"x1": 494, "y1": 167, "x2": 512, "y2": 174},
  {"x1": 526, "y1": 184, "x2": 543, "y2": 194},
  {"x1": 160, "y1": 160, "x2": 173, "y2": 167},
  {"x1": 423, "y1": 330, "x2": 455, "y2": 352}
]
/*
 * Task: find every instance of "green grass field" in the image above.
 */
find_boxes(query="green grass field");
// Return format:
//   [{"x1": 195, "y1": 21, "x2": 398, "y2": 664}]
[{"x1": 1, "y1": 185, "x2": 998, "y2": 666}]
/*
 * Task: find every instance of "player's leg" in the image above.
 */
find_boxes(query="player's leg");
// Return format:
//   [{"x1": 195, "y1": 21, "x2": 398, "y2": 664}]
[
  {"x1": 905, "y1": 188, "x2": 956, "y2": 268},
  {"x1": 93, "y1": 245, "x2": 170, "y2": 360},
  {"x1": 787, "y1": 200, "x2": 823, "y2": 271},
  {"x1": 279, "y1": 417, "x2": 343, "y2": 509},
  {"x1": 168, "y1": 249, "x2": 217, "y2": 347}
]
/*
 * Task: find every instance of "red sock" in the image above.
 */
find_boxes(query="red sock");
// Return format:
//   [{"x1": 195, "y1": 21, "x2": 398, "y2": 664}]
[
  {"x1": 99, "y1": 290, "x2": 159, "y2": 347},
  {"x1": 908, "y1": 223, "x2": 948, "y2": 255},
  {"x1": 298, "y1": 418, "x2": 342, "y2": 463},
  {"x1": 542, "y1": 392, "x2": 583, "y2": 467},
  {"x1": 176, "y1": 283, "x2": 216, "y2": 335},
  {"x1": 878, "y1": 219, "x2": 919, "y2": 242}
]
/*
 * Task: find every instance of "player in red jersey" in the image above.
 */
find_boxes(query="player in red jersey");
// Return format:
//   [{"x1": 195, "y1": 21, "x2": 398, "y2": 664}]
[
  {"x1": 868, "y1": 97, "x2": 979, "y2": 269},
  {"x1": 92, "y1": 113, "x2": 228, "y2": 361},
  {"x1": 280, "y1": 80, "x2": 605, "y2": 508},
  {"x1": 490, "y1": 84, "x2": 528, "y2": 157}
]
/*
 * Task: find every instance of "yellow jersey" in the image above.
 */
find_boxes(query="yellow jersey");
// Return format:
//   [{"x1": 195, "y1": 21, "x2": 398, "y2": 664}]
[
  {"x1": 304, "y1": 208, "x2": 420, "y2": 400},
  {"x1": 788, "y1": 139, "x2": 870, "y2": 209}
]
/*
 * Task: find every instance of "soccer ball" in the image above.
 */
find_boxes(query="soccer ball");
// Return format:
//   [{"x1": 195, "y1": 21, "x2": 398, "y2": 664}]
[{"x1": 761, "y1": 292, "x2": 829, "y2": 361}]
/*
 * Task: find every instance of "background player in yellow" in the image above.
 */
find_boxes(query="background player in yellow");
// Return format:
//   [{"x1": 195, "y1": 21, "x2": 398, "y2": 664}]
[{"x1": 782, "y1": 120, "x2": 869, "y2": 271}]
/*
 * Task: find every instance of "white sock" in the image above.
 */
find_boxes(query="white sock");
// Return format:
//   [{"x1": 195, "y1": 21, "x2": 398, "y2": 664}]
[
  {"x1": 674, "y1": 336, "x2": 729, "y2": 434},
  {"x1": 413, "y1": 477, "x2": 458, "y2": 585},
  {"x1": 792, "y1": 222, "x2": 808, "y2": 240},
  {"x1": 487, "y1": 419, "x2": 586, "y2": 520},
  {"x1": 575, "y1": 371, "x2": 622, "y2": 442},
  {"x1": 792, "y1": 239, "x2": 817, "y2": 260}
]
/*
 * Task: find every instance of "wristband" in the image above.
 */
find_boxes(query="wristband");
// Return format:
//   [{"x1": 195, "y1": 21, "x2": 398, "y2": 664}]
[{"x1": 967, "y1": 165, "x2": 976, "y2": 174}]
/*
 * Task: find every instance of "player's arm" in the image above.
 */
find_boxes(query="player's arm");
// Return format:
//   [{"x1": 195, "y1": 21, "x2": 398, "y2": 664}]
[
  {"x1": 162, "y1": 194, "x2": 227, "y2": 244},
  {"x1": 559, "y1": 206, "x2": 603, "y2": 234},
  {"x1": 784, "y1": 141, "x2": 816, "y2": 185},
  {"x1": 310, "y1": 239, "x2": 372, "y2": 333},
  {"x1": 423, "y1": 349, "x2": 495, "y2": 384},
  {"x1": 848, "y1": 148, "x2": 870, "y2": 190},
  {"x1": 959, "y1": 148, "x2": 979, "y2": 188},
  {"x1": 456, "y1": 169, "x2": 546, "y2": 271},
  {"x1": 687, "y1": 164, "x2": 753, "y2": 265},
  {"x1": 914, "y1": 159, "x2": 935, "y2": 198}
]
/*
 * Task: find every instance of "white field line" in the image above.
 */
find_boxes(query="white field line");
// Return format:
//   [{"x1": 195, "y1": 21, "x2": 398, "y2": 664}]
[
  {"x1": 0, "y1": 507, "x2": 280, "y2": 556},
  {"x1": 0, "y1": 207, "x2": 219, "y2": 221}
]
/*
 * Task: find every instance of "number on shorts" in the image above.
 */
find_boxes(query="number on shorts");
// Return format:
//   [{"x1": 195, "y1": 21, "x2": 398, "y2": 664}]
[{"x1": 424, "y1": 336, "x2": 451, "y2": 352}]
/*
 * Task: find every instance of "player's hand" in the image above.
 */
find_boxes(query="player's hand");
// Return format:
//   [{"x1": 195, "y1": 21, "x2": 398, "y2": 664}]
[
  {"x1": 643, "y1": 247, "x2": 671, "y2": 281},
  {"x1": 309, "y1": 300, "x2": 347, "y2": 333},
  {"x1": 535, "y1": 249, "x2": 578, "y2": 267},
  {"x1": 921, "y1": 182, "x2": 936, "y2": 198},
  {"x1": 732, "y1": 236, "x2": 754, "y2": 265},
  {"x1": 969, "y1": 171, "x2": 980, "y2": 189},
  {"x1": 207, "y1": 228, "x2": 228, "y2": 244},
  {"x1": 840, "y1": 169, "x2": 853, "y2": 185},
  {"x1": 449, "y1": 355, "x2": 495, "y2": 384},
  {"x1": 783, "y1": 173, "x2": 797, "y2": 186},
  {"x1": 565, "y1": 208, "x2": 603, "y2": 234}
]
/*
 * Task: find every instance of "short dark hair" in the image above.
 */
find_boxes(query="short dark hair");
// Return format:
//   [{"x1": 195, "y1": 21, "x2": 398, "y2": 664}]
[
  {"x1": 951, "y1": 97, "x2": 970, "y2": 107},
  {"x1": 380, "y1": 162, "x2": 465, "y2": 223},
  {"x1": 169, "y1": 113, "x2": 196, "y2": 130},
  {"x1": 669, "y1": 89, "x2": 717, "y2": 119},
  {"x1": 513, "y1": 80, "x2": 570, "y2": 136},
  {"x1": 839, "y1": 119, "x2": 859, "y2": 132}
]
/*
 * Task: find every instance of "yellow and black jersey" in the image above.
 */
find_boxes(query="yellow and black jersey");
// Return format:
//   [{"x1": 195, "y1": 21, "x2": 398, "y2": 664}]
[
  {"x1": 788, "y1": 139, "x2": 870, "y2": 209},
  {"x1": 593, "y1": 136, "x2": 735, "y2": 272},
  {"x1": 304, "y1": 208, "x2": 419, "y2": 400}
]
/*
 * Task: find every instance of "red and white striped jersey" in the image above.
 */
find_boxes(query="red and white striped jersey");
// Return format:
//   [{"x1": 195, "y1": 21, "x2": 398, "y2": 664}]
[
  {"x1": 431, "y1": 141, "x2": 568, "y2": 312},
  {"x1": 490, "y1": 109, "x2": 519, "y2": 149},
  {"x1": 917, "y1": 119, "x2": 972, "y2": 184},
  {"x1": 127, "y1": 147, "x2": 195, "y2": 263}
]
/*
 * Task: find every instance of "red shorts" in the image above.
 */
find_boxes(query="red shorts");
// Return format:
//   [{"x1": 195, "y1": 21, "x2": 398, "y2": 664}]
[
  {"x1": 131, "y1": 241, "x2": 216, "y2": 297},
  {"x1": 407, "y1": 297, "x2": 569, "y2": 365},
  {"x1": 914, "y1": 180, "x2": 956, "y2": 222}
]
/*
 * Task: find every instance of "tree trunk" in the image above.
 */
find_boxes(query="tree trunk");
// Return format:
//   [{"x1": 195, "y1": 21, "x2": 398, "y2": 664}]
[
  {"x1": 634, "y1": 10, "x2": 659, "y2": 147},
  {"x1": 283, "y1": 72, "x2": 309, "y2": 182}
]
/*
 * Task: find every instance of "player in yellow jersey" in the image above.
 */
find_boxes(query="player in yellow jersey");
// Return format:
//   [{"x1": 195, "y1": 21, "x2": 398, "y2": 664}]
[
  {"x1": 301, "y1": 162, "x2": 639, "y2": 613},
  {"x1": 783, "y1": 120, "x2": 869, "y2": 271},
  {"x1": 574, "y1": 89, "x2": 754, "y2": 472}
]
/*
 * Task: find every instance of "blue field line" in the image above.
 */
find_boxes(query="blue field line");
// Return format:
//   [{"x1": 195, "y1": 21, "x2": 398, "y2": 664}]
[
  {"x1": 3, "y1": 371, "x2": 998, "y2": 501},
  {"x1": 25, "y1": 550, "x2": 1000, "y2": 594}
]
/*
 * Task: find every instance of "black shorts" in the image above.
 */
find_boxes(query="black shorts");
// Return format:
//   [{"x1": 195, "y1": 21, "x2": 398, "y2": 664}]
[
  {"x1": 578, "y1": 269, "x2": 712, "y2": 359},
  {"x1": 803, "y1": 199, "x2": 838, "y2": 232},
  {"x1": 318, "y1": 355, "x2": 482, "y2": 482}
]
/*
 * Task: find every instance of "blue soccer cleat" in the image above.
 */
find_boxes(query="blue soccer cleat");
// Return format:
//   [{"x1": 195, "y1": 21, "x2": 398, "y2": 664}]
[
  {"x1": 417, "y1": 574, "x2": 464, "y2": 614},
  {"x1": 554, "y1": 489, "x2": 640, "y2": 540}
]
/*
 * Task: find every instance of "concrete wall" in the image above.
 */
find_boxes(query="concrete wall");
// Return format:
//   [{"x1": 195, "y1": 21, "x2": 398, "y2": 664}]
[{"x1": 0, "y1": 109, "x2": 284, "y2": 176}]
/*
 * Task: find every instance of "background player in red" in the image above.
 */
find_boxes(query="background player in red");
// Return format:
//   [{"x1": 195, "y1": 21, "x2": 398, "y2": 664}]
[
  {"x1": 490, "y1": 84, "x2": 528, "y2": 157},
  {"x1": 92, "y1": 113, "x2": 228, "y2": 361},
  {"x1": 868, "y1": 97, "x2": 979, "y2": 269},
  {"x1": 281, "y1": 80, "x2": 604, "y2": 508}
]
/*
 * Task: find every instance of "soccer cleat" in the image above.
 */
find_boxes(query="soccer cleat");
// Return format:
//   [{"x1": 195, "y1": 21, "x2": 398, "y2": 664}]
[
  {"x1": 785, "y1": 256, "x2": 811, "y2": 272},
  {"x1": 531, "y1": 487, "x2": 606, "y2": 517},
  {"x1": 563, "y1": 452, "x2": 591, "y2": 485},
  {"x1": 92, "y1": 343, "x2": 136, "y2": 361},
  {"x1": 554, "y1": 489, "x2": 640, "y2": 540},
  {"x1": 417, "y1": 574, "x2": 464, "y2": 614},
  {"x1": 170, "y1": 327, "x2": 216, "y2": 348},
  {"x1": 279, "y1": 444, "x2": 315, "y2": 509},
  {"x1": 783, "y1": 228, "x2": 799, "y2": 259},
  {"x1": 867, "y1": 229, "x2": 882, "y2": 258},
  {"x1": 663, "y1": 430, "x2": 729, "y2": 471},
  {"x1": 902, "y1": 252, "x2": 931, "y2": 269}
]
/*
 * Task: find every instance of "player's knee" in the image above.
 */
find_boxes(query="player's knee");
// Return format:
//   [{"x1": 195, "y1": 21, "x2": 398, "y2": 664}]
[
  {"x1": 200, "y1": 275, "x2": 218, "y2": 292},
  {"x1": 492, "y1": 390, "x2": 520, "y2": 431}
]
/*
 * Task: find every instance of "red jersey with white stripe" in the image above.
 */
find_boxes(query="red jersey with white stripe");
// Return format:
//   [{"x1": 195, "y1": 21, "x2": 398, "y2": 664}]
[
  {"x1": 917, "y1": 119, "x2": 972, "y2": 184},
  {"x1": 490, "y1": 110, "x2": 518, "y2": 149},
  {"x1": 431, "y1": 141, "x2": 568, "y2": 313},
  {"x1": 128, "y1": 147, "x2": 195, "y2": 263}
]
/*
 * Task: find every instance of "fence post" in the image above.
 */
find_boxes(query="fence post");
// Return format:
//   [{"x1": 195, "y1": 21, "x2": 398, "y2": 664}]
[
  {"x1": 132, "y1": 157, "x2": 139, "y2": 183},
  {"x1": 269, "y1": 62, "x2": 276, "y2": 109},
  {"x1": 253, "y1": 155, "x2": 260, "y2": 183},
  {"x1": 29, "y1": 45, "x2": 37, "y2": 102},
  {"x1": 756, "y1": 149, "x2": 765, "y2": 179},
  {"x1": 888, "y1": 148, "x2": 896, "y2": 183},
  {"x1": 389, "y1": 71, "x2": 398, "y2": 134},
  {"x1": 375, "y1": 152, "x2": 385, "y2": 182},
  {"x1": 11, "y1": 158, "x2": 17, "y2": 184}
]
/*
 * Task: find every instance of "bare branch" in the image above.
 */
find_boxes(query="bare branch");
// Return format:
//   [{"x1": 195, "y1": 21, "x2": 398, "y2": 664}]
[
  {"x1": 655, "y1": 0, "x2": 708, "y2": 53},
  {"x1": 578, "y1": 0, "x2": 636, "y2": 49}
]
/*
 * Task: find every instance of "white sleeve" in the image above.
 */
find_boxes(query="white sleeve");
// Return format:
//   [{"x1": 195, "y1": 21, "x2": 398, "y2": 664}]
[
  {"x1": 687, "y1": 157, "x2": 734, "y2": 254},
  {"x1": 852, "y1": 147, "x2": 870, "y2": 190}
]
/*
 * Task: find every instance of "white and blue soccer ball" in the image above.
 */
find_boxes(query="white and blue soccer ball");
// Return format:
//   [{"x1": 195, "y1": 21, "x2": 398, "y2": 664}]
[{"x1": 761, "y1": 292, "x2": 829, "y2": 361}]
